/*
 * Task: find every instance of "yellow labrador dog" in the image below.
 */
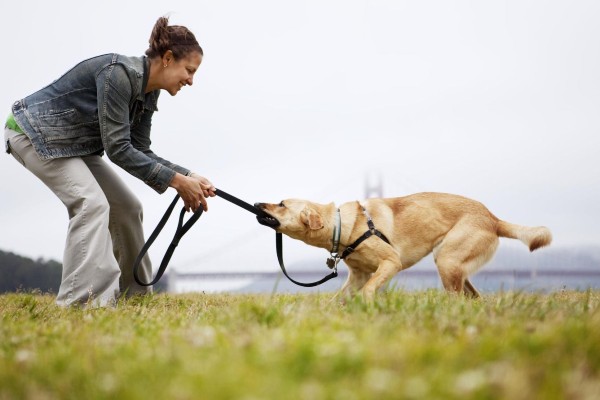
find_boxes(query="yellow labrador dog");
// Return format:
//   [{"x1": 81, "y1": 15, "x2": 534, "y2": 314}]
[{"x1": 256, "y1": 192, "x2": 551, "y2": 302}]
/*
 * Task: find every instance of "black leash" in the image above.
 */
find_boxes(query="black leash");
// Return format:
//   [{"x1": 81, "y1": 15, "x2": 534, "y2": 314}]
[
  {"x1": 133, "y1": 189, "x2": 338, "y2": 287},
  {"x1": 276, "y1": 233, "x2": 338, "y2": 287},
  {"x1": 132, "y1": 194, "x2": 196, "y2": 287}
]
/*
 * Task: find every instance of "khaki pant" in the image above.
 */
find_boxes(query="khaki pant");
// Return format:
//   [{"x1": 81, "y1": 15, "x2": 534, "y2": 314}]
[{"x1": 5, "y1": 128, "x2": 152, "y2": 307}]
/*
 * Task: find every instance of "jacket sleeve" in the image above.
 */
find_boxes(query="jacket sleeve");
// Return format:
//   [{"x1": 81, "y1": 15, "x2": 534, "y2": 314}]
[
  {"x1": 129, "y1": 93, "x2": 191, "y2": 178},
  {"x1": 96, "y1": 64, "x2": 184, "y2": 193}
]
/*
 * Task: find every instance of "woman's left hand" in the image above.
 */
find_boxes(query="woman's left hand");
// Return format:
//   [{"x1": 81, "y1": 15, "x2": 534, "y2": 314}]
[{"x1": 189, "y1": 173, "x2": 216, "y2": 198}]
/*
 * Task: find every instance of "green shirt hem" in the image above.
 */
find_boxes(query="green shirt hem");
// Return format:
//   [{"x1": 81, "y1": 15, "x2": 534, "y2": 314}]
[{"x1": 5, "y1": 113, "x2": 24, "y2": 134}]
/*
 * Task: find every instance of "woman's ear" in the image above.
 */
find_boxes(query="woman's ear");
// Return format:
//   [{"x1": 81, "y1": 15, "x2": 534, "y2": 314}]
[
  {"x1": 162, "y1": 50, "x2": 174, "y2": 67},
  {"x1": 301, "y1": 207, "x2": 324, "y2": 230}
]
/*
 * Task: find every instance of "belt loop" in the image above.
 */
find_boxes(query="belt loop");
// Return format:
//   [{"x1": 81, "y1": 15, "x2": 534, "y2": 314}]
[{"x1": 4, "y1": 127, "x2": 12, "y2": 154}]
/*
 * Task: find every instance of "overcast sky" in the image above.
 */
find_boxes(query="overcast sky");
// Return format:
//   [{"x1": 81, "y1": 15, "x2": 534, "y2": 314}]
[{"x1": 1, "y1": 0, "x2": 599, "y2": 274}]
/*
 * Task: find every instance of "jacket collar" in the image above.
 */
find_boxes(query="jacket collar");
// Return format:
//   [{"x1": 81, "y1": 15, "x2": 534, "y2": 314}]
[{"x1": 139, "y1": 56, "x2": 159, "y2": 111}]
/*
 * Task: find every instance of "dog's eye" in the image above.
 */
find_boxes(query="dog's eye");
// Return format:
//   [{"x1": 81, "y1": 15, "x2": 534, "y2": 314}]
[{"x1": 279, "y1": 201, "x2": 285, "y2": 208}]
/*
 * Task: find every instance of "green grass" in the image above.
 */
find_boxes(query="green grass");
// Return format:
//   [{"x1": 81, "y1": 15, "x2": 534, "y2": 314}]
[{"x1": 1, "y1": 290, "x2": 600, "y2": 399}]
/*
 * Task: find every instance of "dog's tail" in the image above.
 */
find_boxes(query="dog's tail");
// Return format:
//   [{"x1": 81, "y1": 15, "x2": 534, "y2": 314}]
[{"x1": 497, "y1": 220, "x2": 552, "y2": 251}]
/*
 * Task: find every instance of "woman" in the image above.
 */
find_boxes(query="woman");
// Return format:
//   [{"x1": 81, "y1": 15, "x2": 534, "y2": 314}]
[{"x1": 4, "y1": 16, "x2": 215, "y2": 307}]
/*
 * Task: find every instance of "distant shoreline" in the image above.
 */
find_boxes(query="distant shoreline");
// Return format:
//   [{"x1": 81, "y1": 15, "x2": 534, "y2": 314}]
[{"x1": 168, "y1": 268, "x2": 600, "y2": 294}]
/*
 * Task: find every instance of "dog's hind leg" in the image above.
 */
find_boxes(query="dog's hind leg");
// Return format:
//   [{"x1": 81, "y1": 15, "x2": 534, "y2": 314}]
[{"x1": 434, "y1": 221, "x2": 498, "y2": 296}]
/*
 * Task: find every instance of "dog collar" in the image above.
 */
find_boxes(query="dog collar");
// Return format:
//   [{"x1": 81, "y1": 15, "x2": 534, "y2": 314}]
[
  {"x1": 326, "y1": 209, "x2": 342, "y2": 269},
  {"x1": 331, "y1": 208, "x2": 341, "y2": 253}
]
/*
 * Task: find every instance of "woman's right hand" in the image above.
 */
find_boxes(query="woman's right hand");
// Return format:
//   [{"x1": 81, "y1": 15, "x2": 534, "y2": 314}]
[{"x1": 170, "y1": 173, "x2": 210, "y2": 212}]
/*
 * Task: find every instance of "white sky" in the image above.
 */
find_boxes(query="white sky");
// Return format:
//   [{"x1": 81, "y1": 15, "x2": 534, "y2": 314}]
[{"x1": 1, "y1": 0, "x2": 599, "y2": 273}]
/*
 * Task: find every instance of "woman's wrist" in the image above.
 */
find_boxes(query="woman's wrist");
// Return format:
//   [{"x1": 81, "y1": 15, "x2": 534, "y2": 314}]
[{"x1": 170, "y1": 172, "x2": 186, "y2": 189}]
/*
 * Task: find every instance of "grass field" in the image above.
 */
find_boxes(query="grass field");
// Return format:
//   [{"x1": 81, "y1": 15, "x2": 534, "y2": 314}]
[{"x1": 1, "y1": 290, "x2": 599, "y2": 400}]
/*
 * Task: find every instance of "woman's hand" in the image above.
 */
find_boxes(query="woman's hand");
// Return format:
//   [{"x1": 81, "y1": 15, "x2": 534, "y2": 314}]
[
  {"x1": 189, "y1": 173, "x2": 216, "y2": 199},
  {"x1": 170, "y1": 173, "x2": 216, "y2": 212}
]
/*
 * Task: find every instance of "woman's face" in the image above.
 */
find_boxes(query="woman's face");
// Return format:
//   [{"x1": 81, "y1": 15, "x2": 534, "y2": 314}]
[{"x1": 162, "y1": 51, "x2": 202, "y2": 96}]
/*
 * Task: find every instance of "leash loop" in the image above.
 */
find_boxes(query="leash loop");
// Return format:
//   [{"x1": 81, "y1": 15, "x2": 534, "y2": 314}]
[
  {"x1": 133, "y1": 194, "x2": 205, "y2": 287},
  {"x1": 276, "y1": 233, "x2": 338, "y2": 287}
]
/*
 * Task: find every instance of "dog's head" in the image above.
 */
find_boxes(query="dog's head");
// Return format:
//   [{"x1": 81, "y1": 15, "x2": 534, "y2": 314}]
[{"x1": 254, "y1": 199, "x2": 327, "y2": 240}]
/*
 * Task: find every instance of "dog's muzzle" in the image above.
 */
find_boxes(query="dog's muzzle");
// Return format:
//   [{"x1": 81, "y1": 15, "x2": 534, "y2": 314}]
[{"x1": 254, "y1": 203, "x2": 281, "y2": 229}]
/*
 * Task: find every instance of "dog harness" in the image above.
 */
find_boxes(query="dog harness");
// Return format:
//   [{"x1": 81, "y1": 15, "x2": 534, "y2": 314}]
[{"x1": 327, "y1": 203, "x2": 392, "y2": 268}]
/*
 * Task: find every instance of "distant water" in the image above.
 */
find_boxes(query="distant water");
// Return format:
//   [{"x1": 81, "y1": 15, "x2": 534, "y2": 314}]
[{"x1": 169, "y1": 269, "x2": 600, "y2": 294}]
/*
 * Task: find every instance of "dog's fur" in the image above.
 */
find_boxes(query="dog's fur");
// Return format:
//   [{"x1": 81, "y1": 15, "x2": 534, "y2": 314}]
[{"x1": 256, "y1": 192, "x2": 552, "y2": 302}]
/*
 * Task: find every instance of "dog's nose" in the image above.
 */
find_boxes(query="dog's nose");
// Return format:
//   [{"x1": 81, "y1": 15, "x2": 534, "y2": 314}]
[{"x1": 254, "y1": 202, "x2": 263, "y2": 209}]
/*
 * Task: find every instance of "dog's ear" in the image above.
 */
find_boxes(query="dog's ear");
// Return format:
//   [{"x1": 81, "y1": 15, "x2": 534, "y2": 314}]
[{"x1": 301, "y1": 207, "x2": 324, "y2": 230}]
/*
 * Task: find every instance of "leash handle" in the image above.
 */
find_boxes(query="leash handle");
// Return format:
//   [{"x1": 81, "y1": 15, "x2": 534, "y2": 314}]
[
  {"x1": 133, "y1": 194, "x2": 204, "y2": 286},
  {"x1": 276, "y1": 233, "x2": 338, "y2": 287}
]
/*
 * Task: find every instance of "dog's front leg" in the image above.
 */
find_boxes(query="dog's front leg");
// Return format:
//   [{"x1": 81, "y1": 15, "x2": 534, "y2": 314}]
[
  {"x1": 463, "y1": 279, "x2": 481, "y2": 298},
  {"x1": 330, "y1": 268, "x2": 371, "y2": 304},
  {"x1": 360, "y1": 258, "x2": 402, "y2": 303}
]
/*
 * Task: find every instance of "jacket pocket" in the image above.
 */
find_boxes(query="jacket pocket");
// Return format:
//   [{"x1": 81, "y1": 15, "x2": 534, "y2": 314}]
[
  {"x1": 34, "y1": 109, "x2": 100, "y2": 145},
  {"x1": 37, "y1": 109, "x2": 78, "y2": 128},
  {"x1": 37, "y1": 109, "x2": 99, "y2": 131}
]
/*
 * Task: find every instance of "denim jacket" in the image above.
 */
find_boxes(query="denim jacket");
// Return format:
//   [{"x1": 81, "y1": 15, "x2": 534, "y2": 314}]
[{"x1": 11, "y1": 53, "x2": 189, "y2": 193}]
